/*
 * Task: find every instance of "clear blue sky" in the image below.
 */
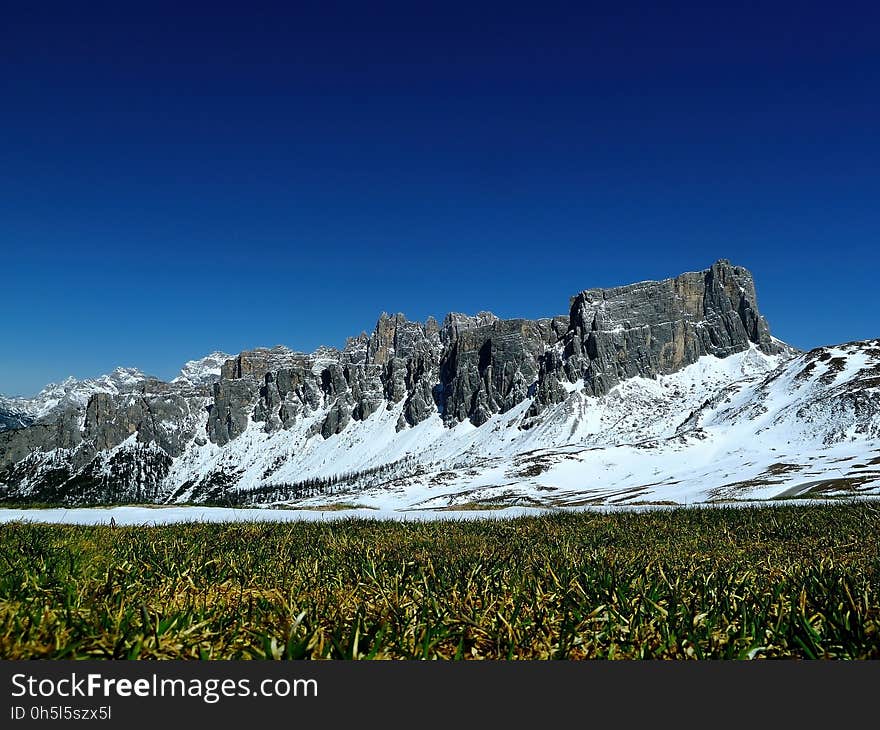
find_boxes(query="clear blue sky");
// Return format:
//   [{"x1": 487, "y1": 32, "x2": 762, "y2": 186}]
[{"x1": 2, "y1": 1, "x2": 878, "y2": 396}]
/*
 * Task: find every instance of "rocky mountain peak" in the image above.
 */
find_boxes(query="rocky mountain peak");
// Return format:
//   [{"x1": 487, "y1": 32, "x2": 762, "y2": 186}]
[
  {"x1": 555, "y1": 259, "x2": 782, "y2": 400},
  {"x1": 6, "y1": 260, "x2": 852, "y2": 509}
]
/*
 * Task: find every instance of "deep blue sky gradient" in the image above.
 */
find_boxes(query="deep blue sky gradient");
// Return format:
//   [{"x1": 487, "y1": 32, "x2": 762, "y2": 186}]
[{"x1": 2, "y1": 1, "x2": 879, "y2": 395}]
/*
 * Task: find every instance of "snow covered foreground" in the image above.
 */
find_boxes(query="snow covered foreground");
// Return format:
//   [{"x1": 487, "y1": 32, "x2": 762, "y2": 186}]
[
  {"x1": 6, "y1": 340, "x2": 880, "y2": 522},
  {"x1": 1, "y1": 497, "x2": 877, "y2": 526}
]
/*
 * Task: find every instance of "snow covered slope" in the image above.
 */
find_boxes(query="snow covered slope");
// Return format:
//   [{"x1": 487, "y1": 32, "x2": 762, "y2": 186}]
[
  {"x1": 4, "y1": 341, "x2": 878, "y2": 511},
  {"x1": 156, "y1": 341, "x2": 878, "y2": 511},
  {"x1": 1, "y1": 261, "x2": 878, "y2": 512}
]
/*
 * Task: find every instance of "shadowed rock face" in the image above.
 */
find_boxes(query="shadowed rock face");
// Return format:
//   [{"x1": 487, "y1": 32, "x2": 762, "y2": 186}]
[
  {"x1": 438, "y1": 315, "x2": 569, "y2": 426},
  {"x1": 0, "y1": 260, "x2": 787, "y2": 503}
]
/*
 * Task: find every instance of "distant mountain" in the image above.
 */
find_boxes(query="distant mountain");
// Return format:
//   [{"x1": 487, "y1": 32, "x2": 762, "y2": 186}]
[
  {"x1": 0, "y1": 367, "x2": 152, "y2": 430},
  {"x1": 0, "y1": 398, "x2": 33, "y2": 432},
  {"x1": 1, "y1": 259, "x2": 878, "y2": 508},
  {"x1": 171, "y1": 352, "x2": 231, "y2": 388},
  {"x1": 0, "y1": 355, "x2": 234, "y2": 434}
]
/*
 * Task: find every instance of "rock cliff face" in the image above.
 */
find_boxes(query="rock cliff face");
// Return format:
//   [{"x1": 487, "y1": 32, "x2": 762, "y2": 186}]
[
  {"x1": 0, "y1": 260, "x2": 791, "y2": 504},
  {"x1": 439, "y1": 313, "x2": 569, "y2": 426},
  {"x1": 527, "y1": 259, "x2": 782, "y2": 416}
]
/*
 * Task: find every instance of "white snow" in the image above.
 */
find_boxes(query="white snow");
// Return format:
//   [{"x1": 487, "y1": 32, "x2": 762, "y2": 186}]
[
  {"x1": 1, "y1": 496, "x2": 876, "y2": 526},
  {"x1": 5, "y1": 340, "x2": 880, "y2": 520},
  {"x1": 131, "y1": 342, "x2": 880, "y2": 512}
]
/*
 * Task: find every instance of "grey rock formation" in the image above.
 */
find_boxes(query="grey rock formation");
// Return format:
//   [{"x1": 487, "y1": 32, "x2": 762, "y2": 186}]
[
  {"x1": 526, "y1": 259, "x2": 783, "y2": 418},
  {"x1": 0, "y1": 260, "x2": 792, "y2": 504},
  {"x1": 438, "y1": 315, "x2": 568, "y2": 426}
]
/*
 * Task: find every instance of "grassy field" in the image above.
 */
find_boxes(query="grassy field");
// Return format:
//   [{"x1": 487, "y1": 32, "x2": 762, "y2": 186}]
[{"x1": 1, "y1": 503, "x2": 878, "y2": 659}]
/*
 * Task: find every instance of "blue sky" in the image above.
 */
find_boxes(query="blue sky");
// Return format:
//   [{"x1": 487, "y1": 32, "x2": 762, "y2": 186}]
[{"x1": 2, "y1": 1, "x2": 878, "y2": 396}]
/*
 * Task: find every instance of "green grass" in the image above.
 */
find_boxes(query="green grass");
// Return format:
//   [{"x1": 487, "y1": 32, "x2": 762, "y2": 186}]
[{"x1": 1, "y1": 502, "x2": 878, "y2": 659}]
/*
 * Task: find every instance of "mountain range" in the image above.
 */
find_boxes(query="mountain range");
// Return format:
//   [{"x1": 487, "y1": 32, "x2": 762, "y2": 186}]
[{"x1": 1, "y1": 259, "x2": 878, "y2": 510}]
